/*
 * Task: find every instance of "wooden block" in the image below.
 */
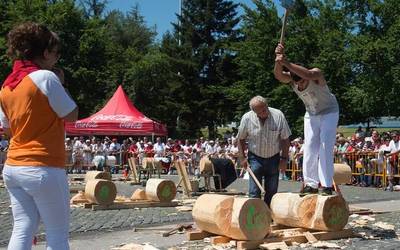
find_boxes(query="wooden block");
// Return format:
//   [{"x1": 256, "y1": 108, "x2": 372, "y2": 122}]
[
  {"x1": 259, "y1": 242, "x2": 288, "y2": 250},
  {"x1": 238, "y1": 229, "x2": 355, "y2": 249},
  {"x1": 71, "y1": 177, "x2": 85, "y2": 181},
  {"x1": 69, "y1": 187, "x2": 84, "y2": 193},
  {"x1": 271, "y1": 228, "x2": 354, "y2": 244},
  {"x1": 237, "y1": 239, "x2": 265, "y2": 250},
  {"x1": 211, "y1": 235, "x2": 232, "y2": 244},
  {"x1": 312, "y1": 228, "x2": 355, "y2": 241},
  {"x1": 175, "y1": 160, "x2": 192, "y2": 197},
  {"x1": 88, "y1": 201, "x2": 179, "y2": 211},
  {"x1": 186, "y1": 230, "x2": 214, "y2": 240},
  {"x1": 304, "y1": 231, "x2": 318, "y2": 243}
]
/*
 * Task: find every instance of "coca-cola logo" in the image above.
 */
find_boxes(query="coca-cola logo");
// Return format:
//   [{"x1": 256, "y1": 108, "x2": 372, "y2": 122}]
[
  {"x1": 119, "y1": 122, "x2": 142, "y2": 129},
  {"x1": 90, "y1": 114, "x2": 133, "y2": 122},
  {"x1": 75, "y1": 121, "x2": 98, "y2": 128}
]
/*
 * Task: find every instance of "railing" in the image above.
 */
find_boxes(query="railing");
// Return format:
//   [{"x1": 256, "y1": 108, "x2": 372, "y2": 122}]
[{"x1": 284, "y1": 151, "x2": 396, "y2": 188}]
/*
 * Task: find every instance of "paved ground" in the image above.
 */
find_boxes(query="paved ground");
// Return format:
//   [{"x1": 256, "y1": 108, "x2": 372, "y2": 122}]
[{"x1": 1, "y1": 174, "x2": 400, "y2": 249}]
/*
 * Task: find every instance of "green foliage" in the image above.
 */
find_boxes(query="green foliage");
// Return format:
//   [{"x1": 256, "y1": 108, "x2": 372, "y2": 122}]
[{"x1": 1, "y1": 0, "x2": 399, "y2": 138}]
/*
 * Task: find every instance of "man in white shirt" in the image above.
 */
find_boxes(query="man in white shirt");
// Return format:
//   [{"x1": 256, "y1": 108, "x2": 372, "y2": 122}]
[
  {"x1": 237, "y1": 96, "x2": 291, "y2": 206},
  {"x1": 386, "y1": 132, "x2": 400, "y2": 190},
  {"x1": 154, "y1": 137, "x2": 166, "y2": 157},
  {"x1": 205, "y1": 140, "x2": 216, "y2": 155}
]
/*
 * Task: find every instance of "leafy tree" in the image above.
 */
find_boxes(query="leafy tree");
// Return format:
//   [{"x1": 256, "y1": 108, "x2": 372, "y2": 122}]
[{"x1": 171, "y1": 0, "x2": 241, "y2": 138}]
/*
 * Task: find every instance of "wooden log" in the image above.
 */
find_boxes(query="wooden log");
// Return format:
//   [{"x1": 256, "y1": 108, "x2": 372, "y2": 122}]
[
  {"x1": 145, "y1": 179, "x2": 176, "y2": 202},
  {"x1": 131, "y1": 188, "x2": 147, "y2": 200},
  {"x1": 270, "y1": 193, "x2": 349, "y2": 231},
  {"x1": 142, "y1": 157, "x2": 162, "y2": 170},
  {"x1": 192, "y1": 194, "x2": 234, "y2": 236},
  {"x1": 85, "y1": 171, "x2": 111, "y2": 182},
  {"x1": 85, "y1": 179, "x2": 117, "y2": 205},
  {"x1": 70, "y1": 191, "x2": 89, "y2": 204},
  {"x1": 199, "y1": 156, "x2": 213, "y2": 174},
  {"x1": 334, "y1": 163, "x2": 352, "y2": 184},
  {"x1": 225, "y1": 197, "x2": 272, "y2": 241}
]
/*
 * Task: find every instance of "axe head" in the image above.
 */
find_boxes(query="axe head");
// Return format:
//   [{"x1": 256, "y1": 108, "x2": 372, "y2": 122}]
[{"x1": 280, "y1": 0, "x2": 295, "y2": 9}]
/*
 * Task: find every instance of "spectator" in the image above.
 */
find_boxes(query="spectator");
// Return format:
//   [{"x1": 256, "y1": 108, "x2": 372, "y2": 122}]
[{"x1": 1, "y1": 22, "x2": 78, "y2": 249}]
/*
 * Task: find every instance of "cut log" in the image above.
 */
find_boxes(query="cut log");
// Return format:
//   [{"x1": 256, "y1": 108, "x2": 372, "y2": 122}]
[
  {"x1": 145, "y1": 179, "x2": 176, "y2": 202},
  {"x1": 225, "y1": 197, "x2": 272, "y2": 240},
  {"x1": 131, "y1": 188, "x2": 147, "y2": 200},
  {"x1": 142, "y1": 157, "x2": 162, "y2": 170},
  {"x1": 85, "y1": 179, "x2": 117, "y2": 205},
  {"x1": 199, "y1": 156, "x2": 213, "y2": 174},
  {"x1": 334, "y1": 163, "x2": 352, "y2": 184},
  {"x1": 70, "y1": 191, "x2": 89, "y2": 204},
  {"x1": 85, "y1": 171, "x2": 111, "y2": 182},
  {"x1": 270, "y1": 193, "x2": 349, "y2": 231},
  {"x1": 192, "y1": 194, "x2": 234, "y2": 236}
]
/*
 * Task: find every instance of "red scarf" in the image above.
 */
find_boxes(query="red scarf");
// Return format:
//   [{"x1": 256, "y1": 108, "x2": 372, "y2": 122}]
[{"x1": 3, "y1": 60, "x2": 41, "y2": 90}]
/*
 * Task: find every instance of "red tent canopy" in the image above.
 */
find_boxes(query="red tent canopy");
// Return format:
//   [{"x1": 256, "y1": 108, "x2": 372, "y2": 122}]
[{"x1": 66, "y1": 85, "x2": 167, "y2": 136}]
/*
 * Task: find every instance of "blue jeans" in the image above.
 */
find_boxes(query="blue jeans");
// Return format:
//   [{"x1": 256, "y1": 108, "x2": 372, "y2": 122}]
[{"x1": 248, "y1": 152, "x2": 280, "y2": 206}]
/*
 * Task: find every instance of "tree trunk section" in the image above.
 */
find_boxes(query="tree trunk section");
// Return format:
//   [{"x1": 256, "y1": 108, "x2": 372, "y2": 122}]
[
  {"x1": 270, "y1": 193, "x2": 349, "y2": 231},
  {"x1": 85, "y1": 179, "x2": 117, "y2": 205},
  {"x1": 145, "y1": 179, "x2": 176, "y2": 202},
  {"x1": 192, "y1": 194, "x2": 234, "y2": 236},
  {"x1": 225, "y1": 197, "x2": 272, "y2": 240},
  {"x1": 131, "y1": 188, "x2": 147, "y2": 200},
  {"x1": 85, "y1": 171, "x2": 111, "y2": 182},
  {"x1": 199, "y1": 156, "x2": 213, "y2": 174},
  {"x1": 334, "y1": 163, "x2": 352, "y2": 184},
  {"x1": 142, "y1": 158, "x2": 162, "y2": 170}
]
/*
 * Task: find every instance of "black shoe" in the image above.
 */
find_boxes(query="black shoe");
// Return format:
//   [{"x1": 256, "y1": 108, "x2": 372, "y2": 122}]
[
  {"x1": 321, "y1": 187, "x2": 334, "y2": 196},
  {"x1": 300, "y1": 185, "x2": 319, "y2": 197}
]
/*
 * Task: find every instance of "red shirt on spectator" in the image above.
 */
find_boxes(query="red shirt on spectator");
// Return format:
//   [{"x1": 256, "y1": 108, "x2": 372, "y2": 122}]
[
  {"x1": 129, "y1": 144, "x2": 138, "y2": 157},
  {"x1": 145, "y1": 144, "x2": 155, "y2": 157}
]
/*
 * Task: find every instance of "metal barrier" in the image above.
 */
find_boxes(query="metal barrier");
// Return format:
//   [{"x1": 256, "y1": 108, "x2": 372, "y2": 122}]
[
  {"x1": 335, "y1": 152, "x2": 386, "y2": 187},
  {"x1": 285, "y1": 151, "x2": 391, "y2": 188}
]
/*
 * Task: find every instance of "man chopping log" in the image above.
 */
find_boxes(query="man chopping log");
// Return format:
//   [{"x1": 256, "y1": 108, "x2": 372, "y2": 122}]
[{"x1": 237, "y1": 96, "x2": 291, "y2": 206}]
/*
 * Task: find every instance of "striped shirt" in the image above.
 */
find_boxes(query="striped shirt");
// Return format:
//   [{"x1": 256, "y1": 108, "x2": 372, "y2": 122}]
[{"x1": 237, "y1": 107, "x2": 291, "y2": 158}]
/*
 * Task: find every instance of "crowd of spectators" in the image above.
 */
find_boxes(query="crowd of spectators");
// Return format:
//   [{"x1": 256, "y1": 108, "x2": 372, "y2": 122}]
[
  {"x1": 64, "y1": 135, "x2": 241, "y2": 175},
  {"x1": 2, "y1": 126, "x2": 400, "y2": 192}
]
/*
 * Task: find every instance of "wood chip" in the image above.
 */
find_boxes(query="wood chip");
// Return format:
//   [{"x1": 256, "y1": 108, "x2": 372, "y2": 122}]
[
  {"x1": 311, "y1": 241, "x2": 341, "y2": 248},
  {"x1": 176, "y1": 206, "x2": 193, "y2": 212},
  {"x1": 373, "y1": 222, "x2": 395, "y2": 230}
]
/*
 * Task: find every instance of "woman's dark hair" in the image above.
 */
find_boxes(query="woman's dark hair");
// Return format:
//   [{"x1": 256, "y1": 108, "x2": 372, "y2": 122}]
[{"x1": 6, "y1": 22, "x2": 60, "y2": 60}]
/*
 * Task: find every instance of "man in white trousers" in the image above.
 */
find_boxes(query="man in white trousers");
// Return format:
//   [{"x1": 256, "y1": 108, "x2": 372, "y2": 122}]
[{"x1": 274, "y1": 43, "x2": 339, "y2": 196}]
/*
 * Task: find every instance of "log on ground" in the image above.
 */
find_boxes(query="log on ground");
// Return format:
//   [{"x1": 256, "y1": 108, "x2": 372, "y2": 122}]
[
  {"x1": 192, "y1": 194, "x2": 234, "y2": 236},
  {"x1": 85, "y1": 179, "x2": 117, "y2": 205},
  {"x1": 131, "y1": 188, "x2": 147, "y2": 200},
  {"x1": 334, "y1": 163, "x2": 352, "y2": 184},
  {"x1": 225, "y1": 197, "x2": 272, "y2": 240},
  {"x1": 270, "y1": 193, "x2": 349, "y2": 231},
  {"x1": 85, "y1": 170, "x2": 111, "y2": 182},
  {"x1": 145, "y1": 179, "x2": 176, "y2": 202}
]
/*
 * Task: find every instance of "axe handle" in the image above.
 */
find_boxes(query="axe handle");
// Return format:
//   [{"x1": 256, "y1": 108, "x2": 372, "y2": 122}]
[
  {"x1": 246, "y1": 167, "x2": 266, "y2": 194},
  {"x1": 279, "y1": 9, "x2": 289, "y2": 45}
]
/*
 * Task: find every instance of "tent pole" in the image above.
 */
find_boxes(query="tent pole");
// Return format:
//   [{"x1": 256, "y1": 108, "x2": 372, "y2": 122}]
[{"x1": 151, "y1": 133, "x2": 154, "y2": 142}]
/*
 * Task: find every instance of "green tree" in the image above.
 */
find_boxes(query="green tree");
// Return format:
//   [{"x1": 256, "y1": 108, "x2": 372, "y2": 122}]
[{"x1": 171, "y1": 0, "x2": 241, "y2": 138}]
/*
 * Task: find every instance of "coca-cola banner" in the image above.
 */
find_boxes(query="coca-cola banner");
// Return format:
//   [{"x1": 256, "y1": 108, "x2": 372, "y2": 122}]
[{"x1": 65, "y1": 85, "x2": 167, "y2": 136}]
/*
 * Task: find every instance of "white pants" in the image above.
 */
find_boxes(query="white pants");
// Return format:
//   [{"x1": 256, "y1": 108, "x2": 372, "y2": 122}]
[
  {"x1": 3, "y1": 165, "x2": 70, "y2": 250},
  {"x1": 303, "y1": 112, "x2": 339, "y2": 188}
]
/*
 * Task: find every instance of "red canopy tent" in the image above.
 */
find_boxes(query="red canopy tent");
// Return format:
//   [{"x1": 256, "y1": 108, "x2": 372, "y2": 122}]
[{"x1": 66, "y1": 85, "x2": 167, "y2": 136}]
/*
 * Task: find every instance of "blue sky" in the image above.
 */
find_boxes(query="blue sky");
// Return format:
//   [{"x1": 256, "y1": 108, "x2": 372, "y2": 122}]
[{"x1": 106, "y1": 0, "x2": 284, "y2": 40}]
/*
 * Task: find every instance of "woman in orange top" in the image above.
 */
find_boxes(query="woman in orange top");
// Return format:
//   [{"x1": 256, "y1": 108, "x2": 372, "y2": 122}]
[{"x1": 1, "y1": 22, "x2": 78, "y2": 250}]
